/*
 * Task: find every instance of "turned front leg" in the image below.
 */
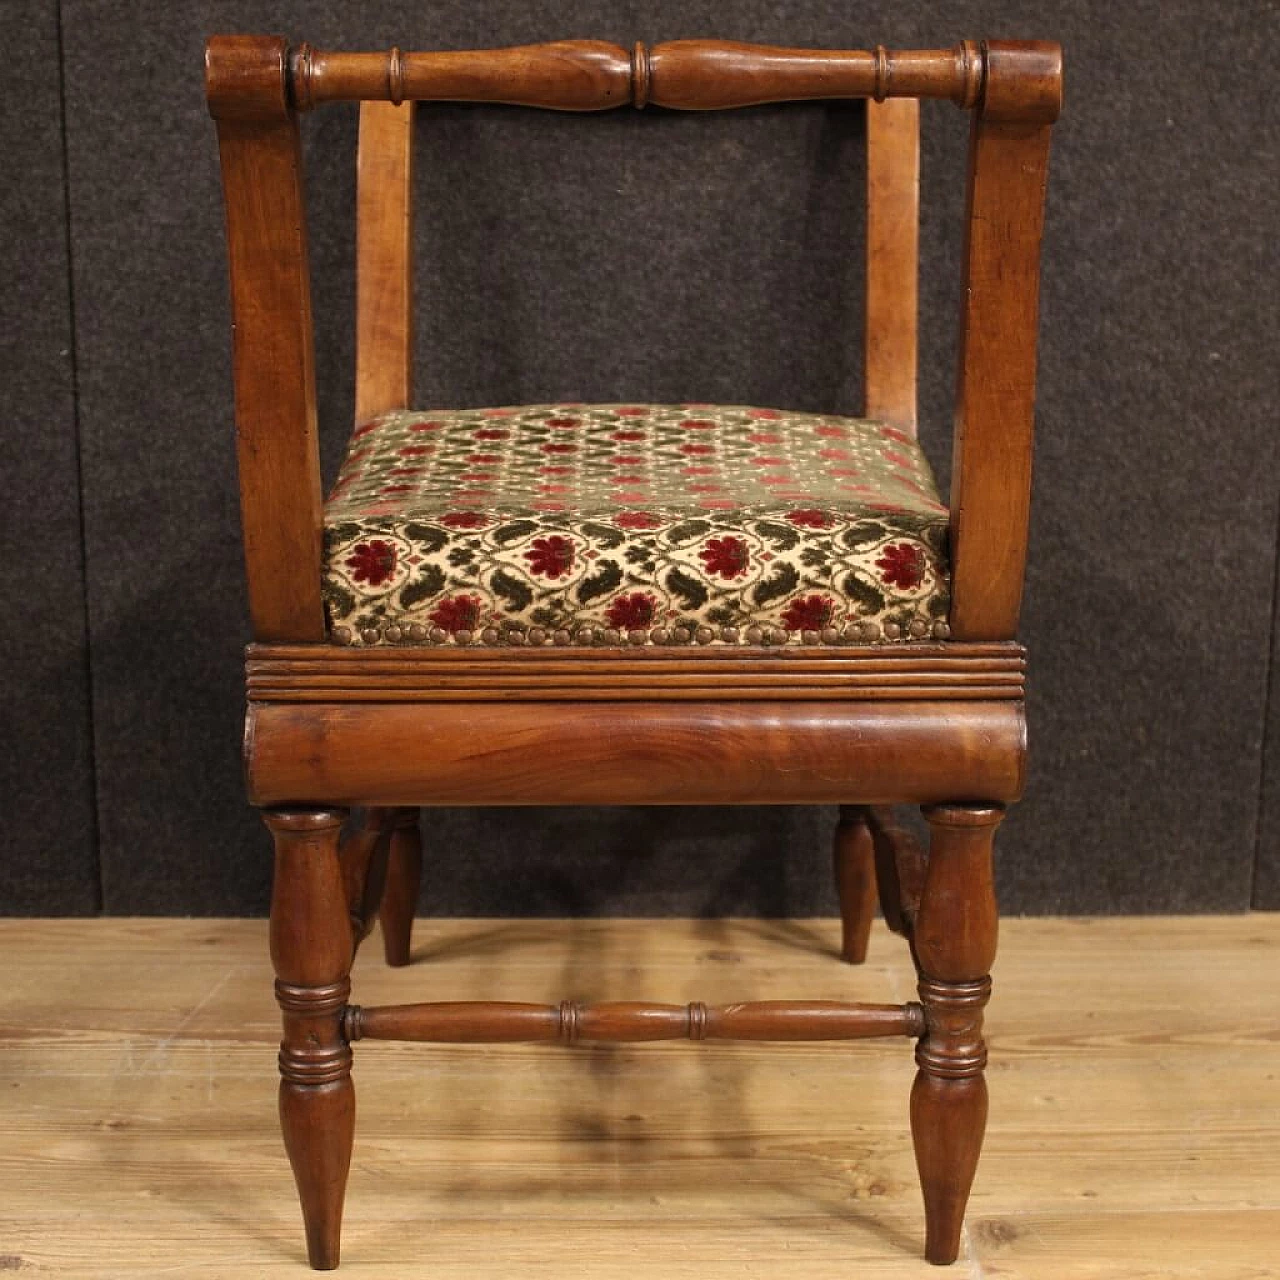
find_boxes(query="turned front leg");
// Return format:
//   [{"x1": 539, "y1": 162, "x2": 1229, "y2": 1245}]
[
  {"x1": 911, "y1": 803, "x2": 1003, "y2": 1265},
  {"x1": 265, "y1": 808, "x2": 356, "y2": 1271},
  {"x1": 379, "y1": 807, "x2": 422, "y2": 967}
]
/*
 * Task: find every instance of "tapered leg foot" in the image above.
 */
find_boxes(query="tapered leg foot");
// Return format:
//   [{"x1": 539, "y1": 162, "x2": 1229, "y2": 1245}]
[
  {"x1": 265, "y1": 808, "x2": 357, "y2": 1270},
  {"x1": 911, "y1": 1011, "x2": 990, "y2": 1263},
  {"x1": 380, "y1": 808, "x2": 422, "y2": 967},
  {"x1": 910, "y1": 803, "x2": 1003, "y2": 1265},
  {"x1": 280, "y1": 1075, "x2": 355, "y2": 1269},
  {"x1": 833, "y1": 805, "x2": 877, "y2": 963}
]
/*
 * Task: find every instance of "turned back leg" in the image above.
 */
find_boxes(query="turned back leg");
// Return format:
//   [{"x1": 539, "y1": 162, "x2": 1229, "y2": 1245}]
[
  {"x1": 265, "y1": 808, "x2": 356, "y2": 1271},
  {"x1": 380, "y1": 807, "x2": 422, "y2": 967},
  {"x1": 910, "y1": 803, "x2": 1003, "y2": 1265},
  {"x1": 833, "y1": 805, "x2": 877, "y2": 963}
]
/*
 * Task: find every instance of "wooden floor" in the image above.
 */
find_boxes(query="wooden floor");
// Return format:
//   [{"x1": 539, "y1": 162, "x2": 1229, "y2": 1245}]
[{"x1": 1, "y1": 916, "x2": 1278, "y2": 1277}]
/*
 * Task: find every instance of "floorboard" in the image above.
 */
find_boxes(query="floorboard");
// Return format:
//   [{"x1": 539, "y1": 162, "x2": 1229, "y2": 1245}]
[{"x1": 1, "y1": 915, "x2": 1277, "y2": 1277}]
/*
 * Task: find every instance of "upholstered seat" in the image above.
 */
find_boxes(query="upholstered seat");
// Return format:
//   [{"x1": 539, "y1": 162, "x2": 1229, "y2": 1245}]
[{"x1": 323, "y1": 403, "x2": 951, "y2": 647}]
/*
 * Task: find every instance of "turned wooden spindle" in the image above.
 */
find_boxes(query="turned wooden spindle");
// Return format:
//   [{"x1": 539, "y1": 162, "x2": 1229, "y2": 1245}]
[
  {"x1": 265, "y1": 38, "x2": 1064, "y2": 121},
  {"x1": 379, "y1": 807, "x2": 422, "y2": 967},
  {"x1": 833, "y1": 805, "x2": 878, "y2": 963},
  {"x1": 345, "y1": 998, "x2": 925, "y2": 1044},
  {"x1": 911, "y1": 803, "x2": 1003, "y2": 1265},
  {"x1": 265, "y1": 808, "x2": 355, "y2": 1271}
]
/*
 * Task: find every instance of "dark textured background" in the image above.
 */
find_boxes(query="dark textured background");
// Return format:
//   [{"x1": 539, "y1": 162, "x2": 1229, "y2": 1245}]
[{"x1": 3, "y1": 1, "x2": 1277, "y2": 916}]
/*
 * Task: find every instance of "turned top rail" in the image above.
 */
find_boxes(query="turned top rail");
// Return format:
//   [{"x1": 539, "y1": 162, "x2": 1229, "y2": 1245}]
[{"x1": 206, "y1": 37, "x2": 1062, "y2": 123}]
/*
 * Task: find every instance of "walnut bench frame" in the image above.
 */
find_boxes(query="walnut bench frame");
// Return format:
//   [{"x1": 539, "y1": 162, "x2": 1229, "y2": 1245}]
[{"x1": 207, "y1": 34, "x2": 1061, "y2": 1271}]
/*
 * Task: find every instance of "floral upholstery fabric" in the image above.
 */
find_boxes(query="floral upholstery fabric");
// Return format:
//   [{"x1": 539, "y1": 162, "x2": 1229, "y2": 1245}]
[{"x1": 323, "y1": 404, "x2": 951, "y2": 647}]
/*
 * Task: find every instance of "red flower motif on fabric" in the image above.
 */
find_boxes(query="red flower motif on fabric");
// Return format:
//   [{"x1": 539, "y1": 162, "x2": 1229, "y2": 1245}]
[
  {"x1": 440, "y1": 512, "x2": 490, "y2": 529},
  {"x1": 747, "y1": 407, "x2": 783, "y2": 420},
  {"x1": 524, "y1": 535, "x2": 575, "y2": 579},
  {"x1": 473, "y1": 428, "x2": 509, "y2": 440},
  {"x1": 612, "y1": 429, "x2": 646, "y2": 441},
  {"x1": 786, "y1": 508, "x2": 834, "y2": 528},
  {"x1": 542, "y1": 443, "x2": 577, "y2": 454},
  {"x1": 876, "y1": 542, "x2": 926, "y2": 589},
  {"x1": 815, "y1": 425, "x2": 847, "y2": 438},
  {"x1": 883, "y1": 450, "x2": 914, "y2": 468},
  {"x1": 680, "y1": 443, "x2": 714, "y2": 455},
  {"x1": 345, "y1": 540, "x2": 397, "y2": 587},
  {"x1": 545, "y1": 416, "x2": 581, "y2": 428},
  {"x1": 781, "y1": 594, "x2": 835, "y2": 631},
  {"x1": 615, "y1": 407, "x2": 648, "y2": 417},
  {"x1": 615, "y1": 511, "x2": 662, "y2": 530},
  {"x1": 605, "y1": 592, "x2": 657, "y2": 630},
  {"x1": 612, "y1": 455, "x2": 646, "y2": 466},
  {"x1": 680, "y1": 418, "x2": 717, "y2": 429},
  {"x1": 409, "y1": 420, "x2": 443, "y2": 432},
  {"x1": 466, "y1": 453, "x2": 503, "y2": 464},
  {"x1": 399, "y1": 445, "x2": 432, "y2": 456},
  {"x1": 428, "y1": 594, "x2": 482, "y2": 633},
  {"x1": 699, "y1": 536, "x2": 749, "y2": 579}
]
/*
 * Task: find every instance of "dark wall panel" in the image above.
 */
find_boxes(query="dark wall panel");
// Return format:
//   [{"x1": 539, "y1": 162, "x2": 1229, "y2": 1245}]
[
  {"x1": 981, "y1": 0, "x2": 1278, "y2": 912},
  {"x1": 1257, "y1": 574, "x2": 1280, "y2": 909},
  {"x1": 60, "y1": 1, "x2": 1277, "y2": 915},
  {"x1": 0, "y1": 1, "x2": 98, "y2": 913}
]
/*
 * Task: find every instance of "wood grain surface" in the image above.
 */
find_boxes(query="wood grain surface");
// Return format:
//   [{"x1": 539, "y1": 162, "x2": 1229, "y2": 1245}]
[{"x1": 1, "y1": 915, "x2": 1277, "y2": 1276}]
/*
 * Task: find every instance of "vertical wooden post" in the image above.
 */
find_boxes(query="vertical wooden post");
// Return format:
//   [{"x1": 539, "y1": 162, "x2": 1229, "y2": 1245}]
[
  {"x1": 265, "y1": 808, "x2": 355, "y2": 1270},
  {"x1": 864, "y1": 97, "x2": 919, "y2": 431},
  {"x1": 948, "y1": 42, "x2": 1060, "y2": 639},
  {"x1": 206, "y1": 36, "x2": 326, "y2": 642},
  {"x1": 833, "y1": 805, "x2": 877, "y2": 963},
  {"x1": 911, "y1": 803, "x2": 1002, "y2": 1264},
  {"x1": 355, "y1": 100, "x2": 415, "y2": 424},
  {"x1": 380, "y1": 807, "x2": 423, "y2": 967}
]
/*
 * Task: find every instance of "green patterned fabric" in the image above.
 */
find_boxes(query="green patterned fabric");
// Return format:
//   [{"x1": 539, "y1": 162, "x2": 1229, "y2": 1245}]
[{"x1": 323, "y1": 403, "x2": 951, "y2": 647}]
